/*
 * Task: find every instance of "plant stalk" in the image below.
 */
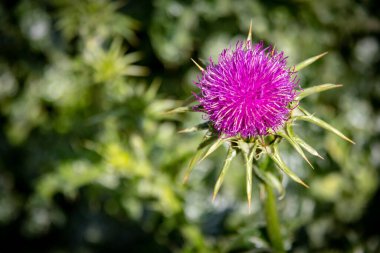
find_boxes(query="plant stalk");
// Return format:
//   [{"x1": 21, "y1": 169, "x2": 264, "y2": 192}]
[{"x1": 264, "y1": 182, "x2": 285, "y2": 253}]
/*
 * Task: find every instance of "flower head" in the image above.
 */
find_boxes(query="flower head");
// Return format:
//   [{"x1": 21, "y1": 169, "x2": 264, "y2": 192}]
[
  {"x1": 195, "y1": 41, "x2": 298, "y2": 137},
  {"x1": 179, "y1": 29, "x2": 352, "y2": 207}
]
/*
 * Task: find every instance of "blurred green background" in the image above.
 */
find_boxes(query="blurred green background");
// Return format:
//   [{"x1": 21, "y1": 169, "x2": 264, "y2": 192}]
[{"x1": 0, "y1": 0, "x2": 379, "y2": 252}]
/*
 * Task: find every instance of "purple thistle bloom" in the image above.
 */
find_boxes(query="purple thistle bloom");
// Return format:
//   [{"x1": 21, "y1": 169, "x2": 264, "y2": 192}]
[{"x1": 195, "y1": 41, "x2": 299, "y2": 137}]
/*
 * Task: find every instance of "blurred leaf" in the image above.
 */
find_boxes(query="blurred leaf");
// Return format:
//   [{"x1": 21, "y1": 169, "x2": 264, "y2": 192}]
[
  {"x1": 145, "y1": 79, "x2": 161, "y2": 101},
  {"x1": 86, "y1": 38, "x2": 148, "y2": 82},
  {"x1": 54, "y1": 0, "x2": 139, "y2": 43}
]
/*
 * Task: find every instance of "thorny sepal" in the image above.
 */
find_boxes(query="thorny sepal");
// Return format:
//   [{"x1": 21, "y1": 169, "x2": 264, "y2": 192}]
[
  {"x1": 276, "y1": 125, "x2": 315, "y2": 170},
  {"x1": 180, "y1": 92, "x2": 200, "y2": 106},
  {"x1": 294, "y1": 136, "x2": 324, "y2": 160},
  {"x1": 285, "y1": 120, "x2": 324, "y2": 159},
  {"x1": 267, "y1": 140, "x2": 309, "y2": 188},
  {"x1": 198, "y1": 136, "x2": 232, "y2": 164},
  {"x1": 191, "y1": 58, "x2": 205, "y2": 72},
  {"x1": 296, "y1": 83, "x2": 343, "y2": 100},
  {"x1": 178, "y1": 121, "x2": 210, "y2": 133},
  {"x1": 253, "y1": 157, "x2": 285, "y2": 200},
  {"x1": 212, "y1": 145, "x2": 236, "y2": 201},
  {"x1": 246, "y1": 19, "x2": 253, "y2": 42},
  {"x1": 182, "y1": 132, "x2": 218, "y2": 183},
  {"x1": 164, "y1": 105, "x2": 196, "y2": 114},
  {"x1": 239, "y1": 140, "x2": 256, "y2": 211},
  {"x1": 294, "y1": 52, "x2": 328, "y2": 72},
  {"x1": 295, "y1": 106, "x2": 355, "y2": 144}
]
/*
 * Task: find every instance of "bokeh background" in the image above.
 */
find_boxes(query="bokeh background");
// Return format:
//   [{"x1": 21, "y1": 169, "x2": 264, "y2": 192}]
[{"x1": 0, "y1": 0, "x2": 380, "y2": 252}]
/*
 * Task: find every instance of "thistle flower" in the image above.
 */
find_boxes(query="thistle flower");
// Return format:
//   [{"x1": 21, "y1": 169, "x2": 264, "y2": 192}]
[
  {"x1": 195, "y1": 41, "x2": 298, "y2": 137},
  {"x1": 169, "y1": 24, "x2": 354, "y2": 210},
  {"x1": 166, "y1": 24, "x2": 356, "y2": 252}
]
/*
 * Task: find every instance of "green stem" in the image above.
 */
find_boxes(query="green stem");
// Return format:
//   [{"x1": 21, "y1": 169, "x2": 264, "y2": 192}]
[{"x1": 264, "y1": 182, "x2": 285, "y2": 253}]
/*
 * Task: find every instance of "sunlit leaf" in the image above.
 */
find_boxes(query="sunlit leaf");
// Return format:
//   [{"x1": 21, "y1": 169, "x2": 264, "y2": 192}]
[{"x1": 123, "y1": 66, "x2": 150, "y2": 76}]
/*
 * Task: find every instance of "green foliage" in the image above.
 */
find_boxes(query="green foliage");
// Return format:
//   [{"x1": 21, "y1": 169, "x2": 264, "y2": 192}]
[{"x1": 0, "y1": 0, "x2": 379, "y2": 252}]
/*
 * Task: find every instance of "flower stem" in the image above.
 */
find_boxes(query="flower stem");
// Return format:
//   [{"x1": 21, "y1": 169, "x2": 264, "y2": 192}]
[{"x1": 264, "y1": 182, "x2": 285, "y2": 253}]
